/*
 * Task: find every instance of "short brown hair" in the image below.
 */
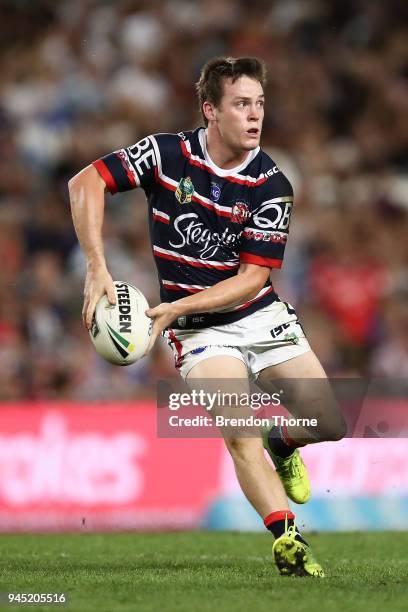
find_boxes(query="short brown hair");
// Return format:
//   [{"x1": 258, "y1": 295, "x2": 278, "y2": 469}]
[{"x1": 196, "y1": 56, "x2": 267, "y2": 125}]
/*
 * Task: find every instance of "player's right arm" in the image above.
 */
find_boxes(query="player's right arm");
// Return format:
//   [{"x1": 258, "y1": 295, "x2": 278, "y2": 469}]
[
  {"x1": 68, "y1": 164, "x2": 116, "y2": 330},
  {"x1": 69, "y1": 136, "x2": 158, "y2": 329}
]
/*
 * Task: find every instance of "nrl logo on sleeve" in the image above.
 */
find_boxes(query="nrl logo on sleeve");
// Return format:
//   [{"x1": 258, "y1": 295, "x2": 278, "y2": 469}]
[{"x1": 175, "y1": 176, "x2": 194, "y2": 204}]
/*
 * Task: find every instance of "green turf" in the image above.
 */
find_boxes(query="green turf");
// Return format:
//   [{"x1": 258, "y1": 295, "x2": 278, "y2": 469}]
[{"x1": 0, "y1": 532, "x2": 407, "y2": 612}]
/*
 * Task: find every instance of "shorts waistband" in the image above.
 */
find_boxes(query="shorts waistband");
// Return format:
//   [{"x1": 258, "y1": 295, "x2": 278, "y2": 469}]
[{"x1": 168, "y1": 292, "x2": 279, "y2": 330}]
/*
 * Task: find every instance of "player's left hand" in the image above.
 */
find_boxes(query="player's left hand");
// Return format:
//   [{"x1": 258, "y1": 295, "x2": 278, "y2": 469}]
[{"x1": 145, "y1": 302, "x2": 180, "y2": 354}]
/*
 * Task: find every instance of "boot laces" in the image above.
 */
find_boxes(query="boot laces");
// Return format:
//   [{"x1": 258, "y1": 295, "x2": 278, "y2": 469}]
[{"x1": 279, "y1": 453, "x2": 302, "y2": 480}]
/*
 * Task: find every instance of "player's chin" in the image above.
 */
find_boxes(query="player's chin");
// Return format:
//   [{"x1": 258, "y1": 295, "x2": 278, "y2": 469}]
[
  {"x1": 242, "y1": 134, "x2": 260, "y2": 149},
  {"x1": 242, "y1": 140, "x2": 260, "y2": 151}
]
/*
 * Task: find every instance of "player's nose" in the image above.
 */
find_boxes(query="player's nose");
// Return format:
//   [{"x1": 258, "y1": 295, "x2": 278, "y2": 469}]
[{"x1": 248, "y1": 103, "x2": 260, "y2": 121}]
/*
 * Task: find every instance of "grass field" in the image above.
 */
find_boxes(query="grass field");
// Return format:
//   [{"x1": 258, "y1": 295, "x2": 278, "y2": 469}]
[{"x1": 0, "y1": 531, "x2": 407, "y2": 612}]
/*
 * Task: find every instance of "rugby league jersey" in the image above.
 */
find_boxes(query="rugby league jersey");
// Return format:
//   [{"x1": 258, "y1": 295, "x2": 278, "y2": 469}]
[{"x1": 93, "y1": 128, "x2": 293, "y2": 328}]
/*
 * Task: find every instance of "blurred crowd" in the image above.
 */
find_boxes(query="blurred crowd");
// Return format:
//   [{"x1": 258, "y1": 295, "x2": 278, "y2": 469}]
[{"x1": 1, "y1": 0, "x2": 408, "y2": 400}]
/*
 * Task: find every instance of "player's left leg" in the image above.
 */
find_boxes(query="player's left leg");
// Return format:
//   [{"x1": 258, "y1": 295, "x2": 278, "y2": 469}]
[
  {"x1": 257, "y1": 350, "x2": 346, "y2": 504},
  {"x1": 186, "y1": 353, "x2": 324, "y2": 576},
  {"x1": 258, "y1": 349, "x2": 347, "y2": 445}
]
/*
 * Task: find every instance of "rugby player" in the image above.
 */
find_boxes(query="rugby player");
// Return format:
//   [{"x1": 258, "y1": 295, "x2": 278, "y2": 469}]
[{"x1": 69, "y1": 57, "x2": 346, "y2": 577}]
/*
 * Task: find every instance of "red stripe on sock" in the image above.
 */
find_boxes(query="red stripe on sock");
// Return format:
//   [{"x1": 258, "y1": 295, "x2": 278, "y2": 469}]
[
  {"x1": 281, "y1": 424, "x2": 302, "y2": 448},
  {"x1": 264, "y1": 510, "x2": 295, "y2": 528}
]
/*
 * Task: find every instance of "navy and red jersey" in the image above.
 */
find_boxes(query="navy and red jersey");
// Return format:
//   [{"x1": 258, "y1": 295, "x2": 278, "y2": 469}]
[{"x1": 92, "y1": 127, "x2": 293, "y2": 327}]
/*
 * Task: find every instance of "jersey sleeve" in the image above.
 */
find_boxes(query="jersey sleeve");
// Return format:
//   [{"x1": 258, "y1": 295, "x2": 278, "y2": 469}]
[
  {"x1": 240, "y1": 173, "x2": 294, "y2": 269},
  {"x1": 92, "y1": 136, "x2": 158, "y2": 194}
]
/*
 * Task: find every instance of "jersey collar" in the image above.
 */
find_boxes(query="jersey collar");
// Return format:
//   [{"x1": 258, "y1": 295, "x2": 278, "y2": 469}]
[{"x1": 198, "y1": 128, "x2": 260, "y2": 177}]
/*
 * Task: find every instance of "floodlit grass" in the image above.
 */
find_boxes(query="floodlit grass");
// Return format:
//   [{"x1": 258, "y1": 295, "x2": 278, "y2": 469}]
[{"x1": 1, "y1": 531, "x2": 407, "y2": 611}]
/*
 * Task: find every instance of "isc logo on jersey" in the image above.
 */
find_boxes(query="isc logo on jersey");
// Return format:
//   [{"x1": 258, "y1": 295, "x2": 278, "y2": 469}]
[{"x1": 89, "y1": 281, "x2": 151, "y2": 365}]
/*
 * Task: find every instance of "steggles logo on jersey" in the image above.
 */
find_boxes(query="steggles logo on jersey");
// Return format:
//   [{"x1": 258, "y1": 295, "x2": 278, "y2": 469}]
[
  {"x1": 231, "y1": 202, "x2": 249, "y2": 224},
  {"x1": 170, "y1": 212, "x2": 241, "y2": 260},
  {"x1": 175, "y1": 177, "x2": 194, "y2": 204}
]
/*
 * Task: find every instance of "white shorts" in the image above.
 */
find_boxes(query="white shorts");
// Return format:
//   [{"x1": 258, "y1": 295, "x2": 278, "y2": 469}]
[{"x1": 165, "y1": 301, "x2": 311, "y2": 380}]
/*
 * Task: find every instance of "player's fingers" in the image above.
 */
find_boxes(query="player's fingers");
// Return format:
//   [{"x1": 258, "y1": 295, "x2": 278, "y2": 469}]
[
  {"x1": 106, "y1": 283, "x2": 116, "y2": 305},
  {"x1": 146, "y1": 302, "x2": 169, "y2": 318},
  {"x1": 86, "y1": 299, "x2": 97, "y2": 330},
  {"x1": 145, "y1": 325, "x2": 159, "y2": 354},
  {"x1": 145, "y1": 307, "x2": 158, "y2": 318},
  {"x1": 146, "y1": 335, "x2": 155, "y2": 354},
  {"x1": 82, "y1": 297, "x2": 90, "y2": 329}
]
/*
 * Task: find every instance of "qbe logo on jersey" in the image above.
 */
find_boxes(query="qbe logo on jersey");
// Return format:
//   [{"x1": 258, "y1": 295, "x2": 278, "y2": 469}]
[
  {"x1": 127, "y1": 137, "x2": 156, "y2": 178},
  {"x1": 252, "y1": 197, "x2": 293, "y2": 231}
]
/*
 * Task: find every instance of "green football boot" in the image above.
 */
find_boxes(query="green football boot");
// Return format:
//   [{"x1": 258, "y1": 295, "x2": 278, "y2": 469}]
[
  {"x1": 262, "y1": 425, "x2": 311, "y2": 504},
  {"x1": 272, "y1": 524, "x2": 325, "y2": 577}
]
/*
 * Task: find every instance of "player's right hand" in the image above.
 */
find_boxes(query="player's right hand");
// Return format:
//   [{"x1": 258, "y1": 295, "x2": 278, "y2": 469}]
[{"x1": 82, "y1": 265, "x2": 116, "y2": 330}]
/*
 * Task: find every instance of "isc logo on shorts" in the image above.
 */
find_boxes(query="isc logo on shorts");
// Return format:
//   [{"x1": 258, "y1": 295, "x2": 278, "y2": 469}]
[{"x1": 270, "y1": 322, "x2": 291, "y2": 338}]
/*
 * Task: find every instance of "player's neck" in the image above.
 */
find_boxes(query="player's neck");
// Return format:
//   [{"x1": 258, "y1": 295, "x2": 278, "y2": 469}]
[{"x1": 205, "y1": 127, "x2": 249, "y2": 170}]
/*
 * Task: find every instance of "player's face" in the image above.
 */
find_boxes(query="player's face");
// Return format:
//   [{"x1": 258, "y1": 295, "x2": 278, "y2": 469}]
[{"x1": 215, "y1": 76, "x2": 264, "y2": 152}]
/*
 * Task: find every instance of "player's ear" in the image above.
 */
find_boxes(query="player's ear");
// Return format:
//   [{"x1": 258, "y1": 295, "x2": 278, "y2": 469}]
[{"x1": 203, "y1": 101, "x2": 217, "y2": 123}]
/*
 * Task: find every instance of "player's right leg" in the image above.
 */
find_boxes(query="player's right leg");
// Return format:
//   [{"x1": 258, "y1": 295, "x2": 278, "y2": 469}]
[
  {"x1": 185, "y1": 354, "x2": 324, "y2": 577},
  {"x1": 187, "y1": 354, "x2": 289, "y2": 515}
]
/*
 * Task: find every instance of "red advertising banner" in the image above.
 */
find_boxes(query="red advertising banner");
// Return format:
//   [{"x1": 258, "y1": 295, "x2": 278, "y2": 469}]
[
  {"x1": 0, "y1": 403, "x2": 224, "y2": 532},
  {"x1": 1, "y1": 401, "x2": 407, "y2": 532}
]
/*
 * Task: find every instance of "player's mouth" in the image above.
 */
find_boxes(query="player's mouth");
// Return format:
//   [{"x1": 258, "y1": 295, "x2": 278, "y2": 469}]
[{"x1": 246, "y1": 128, "x2": 260, "y2": 138}]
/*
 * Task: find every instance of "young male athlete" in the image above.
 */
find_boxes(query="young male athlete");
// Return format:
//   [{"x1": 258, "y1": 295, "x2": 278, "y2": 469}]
[{"x1": 69, "y1": 57, "x2": 346, "y2": 577}]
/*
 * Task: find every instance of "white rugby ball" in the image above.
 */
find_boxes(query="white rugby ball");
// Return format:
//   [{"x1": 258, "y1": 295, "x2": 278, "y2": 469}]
[{"x1": 89, "y1": 281, "x2": 151, "y2": 365}]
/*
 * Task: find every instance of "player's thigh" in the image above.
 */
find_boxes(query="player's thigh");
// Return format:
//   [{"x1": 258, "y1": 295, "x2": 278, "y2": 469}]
[
  {"x1": 186, "y1": 354, "x2": 257, "y2": 437},
  {"x1": 260, "y1": 349, "x2": 326, "y2": 380},
  {"x1": 257, "y1": 350, "x2": 327, "y2": 401},
  {"x1": 258, "y1": 351, "x2": 346, "y2": 440},
  {"x1": 187, "y1": 354, "x2": 248, "y2": 379},
  {"x1": 186, "y1": 354, "x2": 250, "y2": 411}
]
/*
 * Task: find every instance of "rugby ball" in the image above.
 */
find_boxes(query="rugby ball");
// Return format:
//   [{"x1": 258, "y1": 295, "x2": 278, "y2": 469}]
[{"x1": 89, "y1": 281, "x2": 151, "y2": 365}]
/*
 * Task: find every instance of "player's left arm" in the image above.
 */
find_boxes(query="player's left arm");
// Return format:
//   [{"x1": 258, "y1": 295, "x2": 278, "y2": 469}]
[{"x1": 145, "y1": 262, "x2": 271, "y2": 352}]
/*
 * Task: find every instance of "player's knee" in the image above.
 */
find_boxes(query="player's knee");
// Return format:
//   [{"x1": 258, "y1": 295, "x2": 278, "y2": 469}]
[
  {"x1": 311, "y1": 396, "x2": 347, "y2": 442},
  {"x1": 225, "y1": 437, "x2": 263, "y2": 463},
  {"x1": 319, "y1": 415, "x2": 347, "y2": 442},
  {"x1": 333, "y1": 416, "x2": 347, "y2": 441}
]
